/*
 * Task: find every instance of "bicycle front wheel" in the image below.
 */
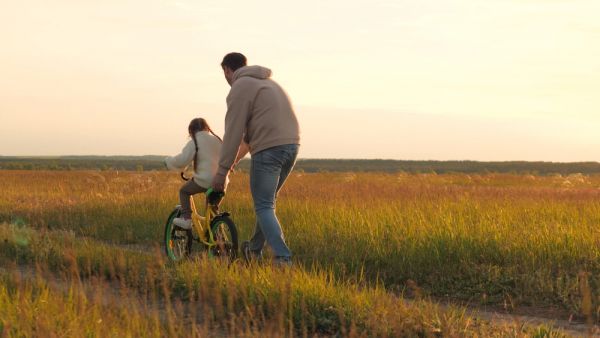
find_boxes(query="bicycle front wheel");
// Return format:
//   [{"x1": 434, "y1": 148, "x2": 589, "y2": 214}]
[
  {"x1": 164, "y1": 207, "x2": 192, "y2": 261},
  {"x1": 209, "y1": 214, "x2": 238, "y2": 260}
]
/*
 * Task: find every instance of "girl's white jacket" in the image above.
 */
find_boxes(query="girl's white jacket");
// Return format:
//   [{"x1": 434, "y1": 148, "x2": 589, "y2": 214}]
[{"x1": 165, "y1": 131, "x2": 226, "y2": 188}]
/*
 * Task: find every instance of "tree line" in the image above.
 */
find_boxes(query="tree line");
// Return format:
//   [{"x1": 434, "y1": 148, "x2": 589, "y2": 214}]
[{"x1": 1, "y1": 156, "x2": 599, "y2": 175}]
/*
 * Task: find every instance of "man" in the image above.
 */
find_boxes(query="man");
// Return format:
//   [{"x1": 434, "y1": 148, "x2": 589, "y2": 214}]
[{"x1": 212, "y1": 52, "x2": 300, "y2": 266}]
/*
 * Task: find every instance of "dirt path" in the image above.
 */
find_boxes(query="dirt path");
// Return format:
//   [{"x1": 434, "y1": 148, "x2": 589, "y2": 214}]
[{"x1": 460, "y1": 304, "x2": 598, "y2": 337}]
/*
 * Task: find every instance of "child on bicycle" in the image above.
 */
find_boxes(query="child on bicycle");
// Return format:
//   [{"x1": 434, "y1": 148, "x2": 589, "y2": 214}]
[{"x1": 165, "y1": 117, "x2": 225, "y2": 229}]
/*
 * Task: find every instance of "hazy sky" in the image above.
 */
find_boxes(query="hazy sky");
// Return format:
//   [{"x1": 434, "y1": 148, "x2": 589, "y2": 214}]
[{"x1": 1, "y1": 0, "x2": 598, "y2": 161}]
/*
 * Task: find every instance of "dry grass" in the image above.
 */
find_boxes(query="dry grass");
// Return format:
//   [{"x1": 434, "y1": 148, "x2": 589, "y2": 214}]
[
  {"x1": 1, "y1": 169, "x2": 599, "y2": 336},
  {"x1": 0, "y1": 223, "x2": 565, "y2": 337}
]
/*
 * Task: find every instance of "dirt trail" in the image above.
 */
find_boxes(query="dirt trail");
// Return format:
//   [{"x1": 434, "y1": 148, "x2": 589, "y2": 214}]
[{"x1": 461, "y1": 304, "x2": 598, "y2": 337}]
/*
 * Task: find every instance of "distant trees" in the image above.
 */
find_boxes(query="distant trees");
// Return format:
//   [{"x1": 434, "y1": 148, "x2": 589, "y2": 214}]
[
  {"x1": 0, "y1": 156, "x2": 166, "y2": 171},
  {"x1": 1, "y1": 156, "x2": 599, "y2": 175},
  {"x1": 233, "y1": 159, "x2": 600, "y2": 175}
]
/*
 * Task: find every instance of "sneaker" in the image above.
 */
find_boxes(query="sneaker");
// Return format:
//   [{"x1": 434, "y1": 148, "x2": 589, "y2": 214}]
[{"x1": 172, "y1": 217, "x2": 192, "y2": 230}]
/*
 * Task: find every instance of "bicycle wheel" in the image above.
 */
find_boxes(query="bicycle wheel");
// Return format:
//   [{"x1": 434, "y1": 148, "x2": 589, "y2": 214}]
[
  {"x1": 164, "y1": 207, "x2": 192, "y2": 261},
  {"x1": 209, "y1": 214, "x2": 238, "y2": 260}
]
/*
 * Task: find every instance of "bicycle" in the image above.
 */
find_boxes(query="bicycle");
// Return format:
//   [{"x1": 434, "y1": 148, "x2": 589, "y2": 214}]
[{"x1": 164, "y1": 173, "x2": 238, "y2": 261}]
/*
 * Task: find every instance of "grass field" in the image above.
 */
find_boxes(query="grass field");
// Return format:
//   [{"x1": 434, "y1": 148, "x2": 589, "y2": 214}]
[{"x1": 1, "y1": 169, "x2": 599, "y2": 336}]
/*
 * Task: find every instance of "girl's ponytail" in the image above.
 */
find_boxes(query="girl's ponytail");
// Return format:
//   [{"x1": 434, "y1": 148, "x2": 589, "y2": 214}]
[
  {"x1": 188, "y1": 117, "x2": 222, "y2": 172},
  {"x1": 191, "y1": 132, "x2": 199, "y2": 172},
  {"x1": 206, "y1": 126, "x2": 223, "y2": 143}
]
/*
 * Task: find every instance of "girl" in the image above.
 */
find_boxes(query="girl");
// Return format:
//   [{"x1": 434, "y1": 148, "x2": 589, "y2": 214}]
[{"x1": 165, "y1": 117, "x2": 224, "y2": 229}]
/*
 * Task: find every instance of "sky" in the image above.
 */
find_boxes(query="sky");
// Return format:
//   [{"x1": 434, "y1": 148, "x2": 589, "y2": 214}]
[{"x1": 0, "y1": 0, "x2": 598, "y2": 161}]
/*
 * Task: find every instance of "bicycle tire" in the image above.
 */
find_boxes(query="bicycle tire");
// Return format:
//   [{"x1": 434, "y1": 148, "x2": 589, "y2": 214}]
[
  {"x1": 208, "y1": 214, "x2": 238, "y2": 260},
  {"x1": 164, "y1": 207, "x2": 192, "y2": 261}
]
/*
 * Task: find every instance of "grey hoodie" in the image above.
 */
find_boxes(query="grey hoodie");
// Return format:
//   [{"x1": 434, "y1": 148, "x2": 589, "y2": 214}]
[{"x1": 217, "y1": 65, "x2": 300, "y2": 177}]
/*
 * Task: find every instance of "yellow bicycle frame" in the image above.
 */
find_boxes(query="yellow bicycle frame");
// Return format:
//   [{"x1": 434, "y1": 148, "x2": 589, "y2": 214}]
[{"x1": 188, "y1": 195, "x2": 217, "y2": 247}]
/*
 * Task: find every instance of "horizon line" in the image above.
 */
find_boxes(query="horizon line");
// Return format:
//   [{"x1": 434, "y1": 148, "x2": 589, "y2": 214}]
[{"x1": 0, "y1": 155, "x2": 599, "y2": 165}]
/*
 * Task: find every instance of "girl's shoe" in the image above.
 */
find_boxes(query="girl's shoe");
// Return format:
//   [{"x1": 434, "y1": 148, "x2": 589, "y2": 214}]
[{"x1": 173, "y1": 217, "x2": 192, "y2": 230}]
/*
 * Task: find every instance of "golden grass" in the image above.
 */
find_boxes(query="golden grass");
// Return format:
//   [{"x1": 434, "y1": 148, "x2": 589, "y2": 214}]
[
  {"x1": 1, "y1": 169, "x2": 599, "y2": 335},
  {"x1": 0, "y1": 222, "x2": 566, "y2": 337}
]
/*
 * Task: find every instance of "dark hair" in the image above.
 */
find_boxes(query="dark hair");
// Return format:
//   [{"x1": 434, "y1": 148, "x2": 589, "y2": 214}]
[
  {"x1": 221, "y1": 52, "x2": 247, "y2": 72},
  {"x1": 188, "y1": 118, "x2": 222, "y2": 171}
]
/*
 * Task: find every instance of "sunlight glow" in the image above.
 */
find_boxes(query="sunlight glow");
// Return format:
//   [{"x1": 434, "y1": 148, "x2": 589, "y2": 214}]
[{"x1": 1, "y1": 0, "x2": 598, "y2": 160}]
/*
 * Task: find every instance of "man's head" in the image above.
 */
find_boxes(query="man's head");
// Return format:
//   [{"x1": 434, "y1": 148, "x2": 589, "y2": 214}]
[{"x1": 221, "y1": 52, "x2": 247, "y2": 86}]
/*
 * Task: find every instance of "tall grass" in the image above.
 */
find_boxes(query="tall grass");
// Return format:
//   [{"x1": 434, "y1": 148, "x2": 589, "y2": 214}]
[
  {"x1": 1, "y1": 170, "x2": 599, "y2": 314},
  {"x1": 0, "y1": 223, "x2": 566, "y2": 337}
]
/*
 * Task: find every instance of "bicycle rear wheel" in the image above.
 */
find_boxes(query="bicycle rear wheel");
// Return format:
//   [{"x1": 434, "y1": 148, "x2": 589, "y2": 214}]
[
  {"x1": 209, "y1": 214, "x2": 238, "y2": 260},
  {"x1": 164, "y1": 207, "x2": 192, "y2": 261}
]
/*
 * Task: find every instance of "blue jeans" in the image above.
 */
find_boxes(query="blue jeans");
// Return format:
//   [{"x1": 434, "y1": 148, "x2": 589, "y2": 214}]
[{"x1": 249, "y1": 144, "x2": 299, "y2": 258}]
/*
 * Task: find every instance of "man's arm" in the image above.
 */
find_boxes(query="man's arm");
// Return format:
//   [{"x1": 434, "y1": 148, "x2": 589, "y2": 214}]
[
  {"x1": 212, "y1": 83, "x2": 251, "y2": 191},
  {"x1": 233, "y1": 141, "x2": 250, "y2": 168}
]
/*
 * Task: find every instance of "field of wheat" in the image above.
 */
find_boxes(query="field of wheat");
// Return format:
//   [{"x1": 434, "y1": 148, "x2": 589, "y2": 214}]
[{"x1": 1, "y1": 169, "x2": 599, "y2": 336}]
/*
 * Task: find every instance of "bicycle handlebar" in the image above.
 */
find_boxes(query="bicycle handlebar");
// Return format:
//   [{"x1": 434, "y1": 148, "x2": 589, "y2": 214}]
[{"x1": 205, "y1": 188, "x2": 225, "y2": 206}]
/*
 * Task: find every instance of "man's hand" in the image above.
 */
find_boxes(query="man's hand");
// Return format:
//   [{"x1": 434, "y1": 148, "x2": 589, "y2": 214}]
[
  {"x1": 211, "y1": 172, "x2": 227, "y2": 192},
  {"x1": 234, "y1": 142, "x2": 250, "y2": 166}
]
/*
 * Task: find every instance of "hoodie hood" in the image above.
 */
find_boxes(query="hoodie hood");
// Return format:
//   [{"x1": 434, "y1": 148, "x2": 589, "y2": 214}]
[{"x1": 233, "y1": 65, "x2": 272, "y2": 82}]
